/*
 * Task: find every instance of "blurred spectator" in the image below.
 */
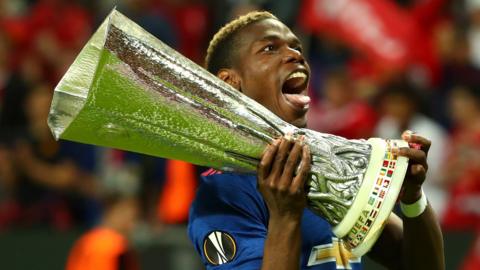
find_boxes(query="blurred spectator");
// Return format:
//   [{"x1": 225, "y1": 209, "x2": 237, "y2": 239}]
[
  {"x1": 66, "y1": 194, "x2": 140, "y2": 270},
  {"x1": 96, "y1": 0, "x2": 210, "y2": 64},
  {"x1": 307, "y1": 69, "x2": 377, "y2": 139},
  {"x1": 435, "y1": 20, "x2": 480, "y2": 130},
  {"x1": 467, "y1": 0, "x2": 480, "y2": 69},
  {"x1": 441, "y1": 84, "x2": 480, "y2": 270},
  {"x1": 96, "y1": 0, "x2": 178, "y2": 48},
  {"x1": 156, "y1": 160, "x2": 197, "y2": 224},
  {"x1": 461, "y1": 235, "x2": 480, "y2": 270},
  {"x1": 374, "y1": 80, "x2": 448, "y2": 216},
  {"x1": 0, "y1": 31, "x2": 10, "y2": 106},
  {"x1": 0, "y1": 83, "x2": 99, "y2": 229},
  {"x1": 0, "y1": 53, "x2": 45, "y2": 129},
  {"x1": 441, "y1": 84, "x2": 480, "y2": 230},
  {"x1": 93, "y1": 147, "x2": 200, "y2": 227}
]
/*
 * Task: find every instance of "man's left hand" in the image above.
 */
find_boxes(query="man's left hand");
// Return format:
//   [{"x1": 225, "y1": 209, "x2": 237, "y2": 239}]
[{"x1": 393, "y1": 130, "x2": 431, "y2": 204}]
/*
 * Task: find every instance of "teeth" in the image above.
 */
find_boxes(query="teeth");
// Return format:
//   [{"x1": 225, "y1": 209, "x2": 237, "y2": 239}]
[{"x1": 286, "y1": 71, "x2": 307, "y2": 81}]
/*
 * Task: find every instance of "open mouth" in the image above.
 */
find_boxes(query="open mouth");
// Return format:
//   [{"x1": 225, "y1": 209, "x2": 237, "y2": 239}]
[{"x1": 282, "y1": 70, "x2": 310, "y2": 110}]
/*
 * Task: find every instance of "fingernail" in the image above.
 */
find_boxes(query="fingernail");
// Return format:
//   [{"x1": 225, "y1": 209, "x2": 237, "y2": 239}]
[
  {"x1": 284, "y1": 132, "x2": 292, "y2": 141},
  {"x1": 299, "y1": 135, "x2": 305, "y2": 144}
]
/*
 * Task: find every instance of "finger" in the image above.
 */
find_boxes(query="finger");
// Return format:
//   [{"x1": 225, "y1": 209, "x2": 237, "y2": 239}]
[
  {"x1": 291, "y1": 145, "x2": 311, "y2": 193},
  {"x1": 270, "y1": 136, "x2": 294, "y2": 181},
  {"x1": 411, "y1": 164, "x2": 426, "y2": 177},
  {"x1": 401, "y1": 130, "x2": 431, "y2": 155},
  {"x1": 281, "y1": 136, "x2": 305, "y2": 183},
  {"x1": 393, "y1": 147, "x2": 428, "y2": 171},
  {"x1": 406, "y1": 164, "x2": 426, "y2": 186},
  {"x1": 258, "y1": 139, "x2": 280, "y2": 183}
]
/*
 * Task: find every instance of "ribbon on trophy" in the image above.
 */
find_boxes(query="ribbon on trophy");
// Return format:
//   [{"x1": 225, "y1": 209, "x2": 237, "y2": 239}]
[{"x1": 48, "y1": 9, "x2": 409, "y2": 256}]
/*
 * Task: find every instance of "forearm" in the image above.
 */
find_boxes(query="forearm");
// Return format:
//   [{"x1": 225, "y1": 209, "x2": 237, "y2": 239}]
[
  {"x1": 403, "y1": 203, "x2": 445, "y2": 270},
  {"x1": 24, "y1": 160, "x2": 77, "y2": 189},
  {"x1": 374, "y1": 132, "x2": 445, "y2": 270},
  {"x1": 261, "y1": 217, "x2": 302, "y2": 270}
]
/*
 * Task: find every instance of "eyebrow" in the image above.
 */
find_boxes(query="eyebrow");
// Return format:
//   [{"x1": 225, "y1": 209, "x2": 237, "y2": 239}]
[{"x1": 256, "y1": 34, "x2": 301, "y2": 46}]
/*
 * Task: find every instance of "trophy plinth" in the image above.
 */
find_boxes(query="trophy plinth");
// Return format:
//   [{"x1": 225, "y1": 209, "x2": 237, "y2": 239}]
[{"x1": 48, "y1": 9, "x2": 408, "y2": 256}]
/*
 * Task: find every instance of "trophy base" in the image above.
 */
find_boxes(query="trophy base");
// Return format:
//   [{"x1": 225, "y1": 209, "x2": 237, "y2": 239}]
[{"x1": 332, "y1": 138, "x2": 408, "y2": 257}]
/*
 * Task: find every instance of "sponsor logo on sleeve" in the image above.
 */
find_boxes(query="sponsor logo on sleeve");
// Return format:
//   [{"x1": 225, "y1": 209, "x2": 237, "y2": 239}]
[{"x1": 203, "y1": 231, "x2": 237, "y2": 265}]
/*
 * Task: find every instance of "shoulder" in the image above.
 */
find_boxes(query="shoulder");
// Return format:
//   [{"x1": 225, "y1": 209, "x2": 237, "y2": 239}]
[
  {"x1": 188, "y1": 171, "x2": 268, "y2": 269},
  {"x1": 193, "y1": 171, "x2": 262, "y2": 211},
  {"x1": 189, "y1": 171, "x2": 267, "y2": 223}
]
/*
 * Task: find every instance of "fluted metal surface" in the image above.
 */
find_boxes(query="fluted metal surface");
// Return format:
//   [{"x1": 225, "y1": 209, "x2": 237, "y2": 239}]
[{"x1": 48, "y1": 10, "x2": 372, "y2": 226}]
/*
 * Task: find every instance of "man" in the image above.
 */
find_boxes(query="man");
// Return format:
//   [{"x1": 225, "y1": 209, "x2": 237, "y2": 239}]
[{"x1": 188, "y1": 11, "x2": 444, "y2": 270}]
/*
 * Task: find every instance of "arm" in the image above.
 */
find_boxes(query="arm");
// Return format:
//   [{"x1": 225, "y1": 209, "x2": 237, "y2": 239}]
[
  {"x1": 257, "y1": 135, "x2": 311, "y2": 270},
  {"x1": 12, "y1": 141, "x2": 77, "y2": 189},
  {"x1": 12, "y1": 141, "x2": 98, "y2": 192},
  {"x1": 368, "y1": 131, "x2": 445, "y2": 270}
]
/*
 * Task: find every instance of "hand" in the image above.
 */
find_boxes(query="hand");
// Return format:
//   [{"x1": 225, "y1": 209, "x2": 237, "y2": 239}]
[
  {"x1": 394, "y1": 130, "x2": 431, "y2": 204},
  {"x1": 257, "y1": 135, "x2": 311, "y2": 222}
]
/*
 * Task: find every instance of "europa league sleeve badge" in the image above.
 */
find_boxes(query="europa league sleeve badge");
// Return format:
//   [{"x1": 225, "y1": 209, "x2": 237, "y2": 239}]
[
  {"x1": 48, "y1": 9, "x2": 409, "y2": 256},
  {"x1": 203, "y1": 231, "x2": 237, "y2": 266}
]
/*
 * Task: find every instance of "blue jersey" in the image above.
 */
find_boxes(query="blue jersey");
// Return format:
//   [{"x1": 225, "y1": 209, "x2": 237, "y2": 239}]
[{"x1": 188, "y1": 170, "x2": 363, "y2": 269}]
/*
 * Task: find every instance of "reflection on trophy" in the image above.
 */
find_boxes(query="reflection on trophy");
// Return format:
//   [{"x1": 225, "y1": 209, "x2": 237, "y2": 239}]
[{"x1": 48, "y1": 10, "x2": 408, "y2": 256}]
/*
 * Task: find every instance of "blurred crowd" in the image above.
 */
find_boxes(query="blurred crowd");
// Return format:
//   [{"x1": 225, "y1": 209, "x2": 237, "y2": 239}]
[{"x1": 1, "y1": 0, "x2": 480, "y2": 269}]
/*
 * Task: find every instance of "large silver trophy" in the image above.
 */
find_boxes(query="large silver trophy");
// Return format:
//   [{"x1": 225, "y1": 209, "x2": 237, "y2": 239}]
[{"x1": 48, "y1": 10, "x2": 408, "y2": 256}]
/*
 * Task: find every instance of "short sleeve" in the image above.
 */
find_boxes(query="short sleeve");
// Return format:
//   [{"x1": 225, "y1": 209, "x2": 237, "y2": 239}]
[{"x1": 188, "y1": 173, "x2": 268, "y2": 270}]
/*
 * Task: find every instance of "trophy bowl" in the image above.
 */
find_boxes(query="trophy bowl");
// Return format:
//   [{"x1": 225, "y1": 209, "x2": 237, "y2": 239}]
[{"x1": 48, "y1": 9, "x2": 408, "y2": 256}]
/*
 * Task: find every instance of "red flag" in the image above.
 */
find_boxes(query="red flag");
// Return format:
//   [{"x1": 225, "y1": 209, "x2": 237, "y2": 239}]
[{"x1": 299, "y1": 0, "x2": 421, "y2": 70}]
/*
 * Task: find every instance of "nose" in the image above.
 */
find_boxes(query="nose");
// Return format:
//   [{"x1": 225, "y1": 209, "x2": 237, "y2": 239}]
[{"x1": 282, "y1": 46, "x2": 305, "y2": 65}]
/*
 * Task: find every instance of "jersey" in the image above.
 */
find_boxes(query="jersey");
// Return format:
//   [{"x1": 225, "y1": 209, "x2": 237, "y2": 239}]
[{"x1": 188, "y1": 170, "x2": 363, "y2": 269}]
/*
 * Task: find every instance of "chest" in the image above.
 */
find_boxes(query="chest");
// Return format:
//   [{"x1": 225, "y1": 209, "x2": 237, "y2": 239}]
[{"x1": 299, "y1": 209, "x2": 362, "y2": 270}]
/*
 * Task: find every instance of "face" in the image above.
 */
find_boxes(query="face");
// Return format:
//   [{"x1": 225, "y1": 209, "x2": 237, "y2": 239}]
[
  {"x1": 25, "y1": 85, "x2": 53, "y2": 127},
  {"x1": 224, "y1": 18, "x2": 311, "y2": 127},
  {"x1": 449, "y1": 87, "x2": 480, "y2": 126},
  {"x1": 324, "y1": 76, "x2": 350, "y2": 107},
  {"x1": 382, "y1": 93, "x2": 414, "y2": 125}
]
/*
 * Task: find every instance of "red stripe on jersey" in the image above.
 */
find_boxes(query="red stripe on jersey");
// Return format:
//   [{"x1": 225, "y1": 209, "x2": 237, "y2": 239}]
[{"x1": 201, "y1": 168, "x2": 222, "y2": 176}]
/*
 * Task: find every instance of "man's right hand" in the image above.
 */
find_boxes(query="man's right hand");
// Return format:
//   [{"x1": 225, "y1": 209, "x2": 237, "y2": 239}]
[
  {"x1": 257, "y1": 134, "x2": 311, "y2": 270},
  {"x1": 257, "y1": 134, "x2": 311, "y2": 222}
]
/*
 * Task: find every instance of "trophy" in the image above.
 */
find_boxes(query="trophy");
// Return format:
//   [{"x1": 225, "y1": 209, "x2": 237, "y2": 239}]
[{"x1": 48, "y1": 9, "x2": 408, "y2": 256}]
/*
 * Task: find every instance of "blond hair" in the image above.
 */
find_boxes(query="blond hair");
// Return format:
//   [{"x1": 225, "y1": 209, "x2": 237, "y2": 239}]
[{"x1": 205, "y1": 11, "x2": 277, "y2": 73}]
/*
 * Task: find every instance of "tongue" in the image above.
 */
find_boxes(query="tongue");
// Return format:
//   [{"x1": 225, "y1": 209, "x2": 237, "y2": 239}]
[{"x1": 284, "y1": 94, "x2": 311, "y2": 108}]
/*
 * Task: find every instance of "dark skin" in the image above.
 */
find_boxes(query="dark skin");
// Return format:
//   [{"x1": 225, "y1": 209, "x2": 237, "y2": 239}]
[{"x1": 217, "y1": 18, "x2": 444, "y2": 270}]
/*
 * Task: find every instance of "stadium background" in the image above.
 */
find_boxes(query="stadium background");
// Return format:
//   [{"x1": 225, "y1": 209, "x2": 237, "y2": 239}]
[{"x1": 0, "y1": 0, "x2": 479, "y2": 269}]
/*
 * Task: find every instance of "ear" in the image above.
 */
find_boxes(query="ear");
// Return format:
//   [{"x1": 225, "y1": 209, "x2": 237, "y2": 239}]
[{"x1": 217, "y1": 69, "x2": 242, "y2": 91}]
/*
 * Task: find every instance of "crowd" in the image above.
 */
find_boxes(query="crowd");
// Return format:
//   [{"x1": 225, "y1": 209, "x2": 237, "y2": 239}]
[{"x1": 0, "y1": 0, "x2": 480, "y2": 269}]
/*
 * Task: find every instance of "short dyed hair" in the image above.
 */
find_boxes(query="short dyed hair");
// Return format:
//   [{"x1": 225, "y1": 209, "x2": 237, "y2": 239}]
[{"x1": 205, "y1": 11, "x2": 278, "y2": 74}]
